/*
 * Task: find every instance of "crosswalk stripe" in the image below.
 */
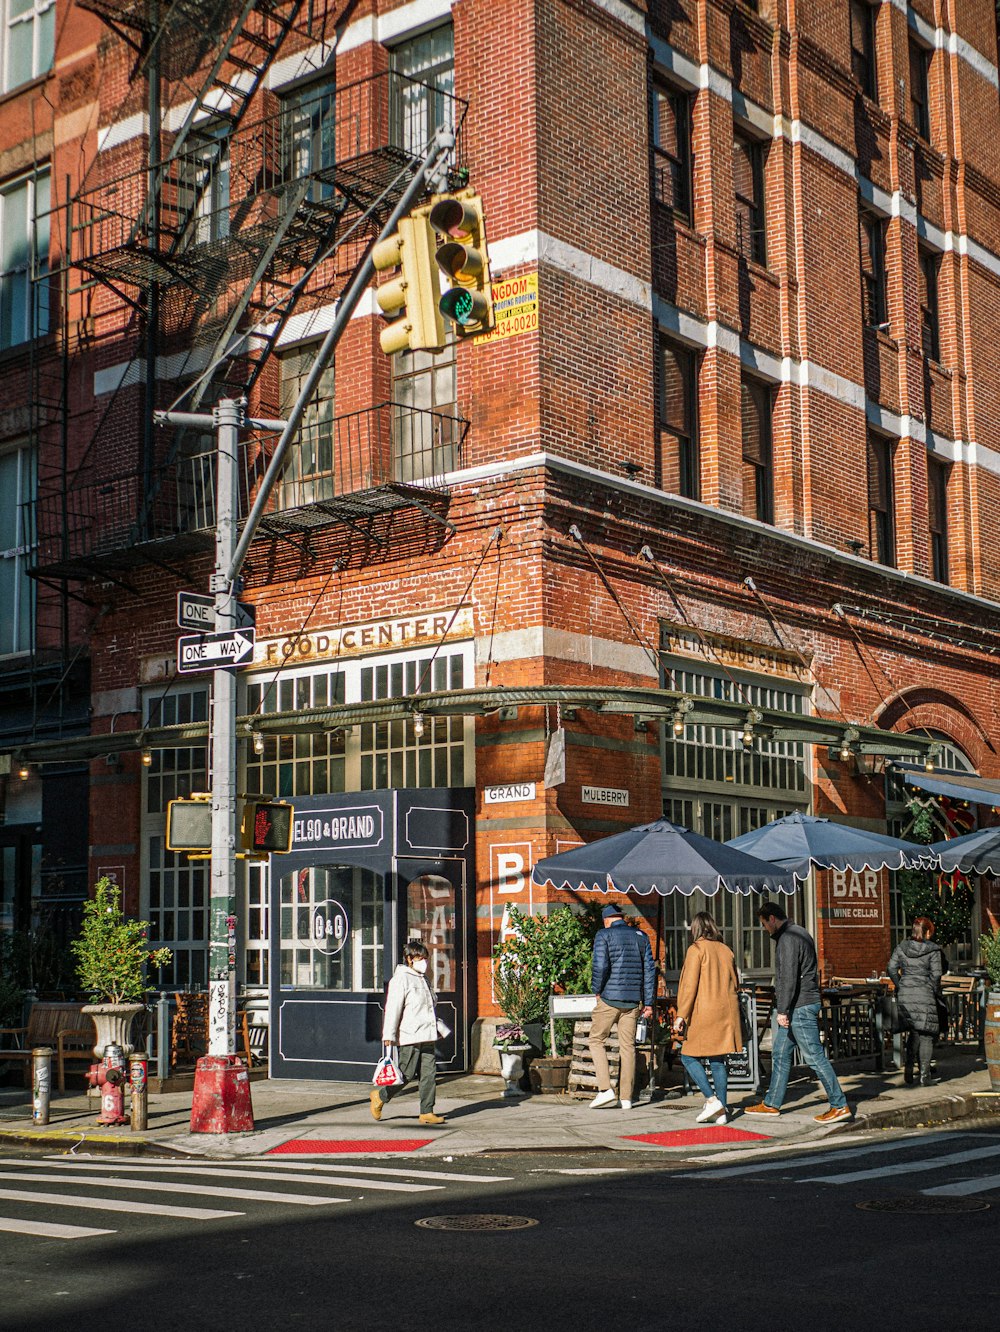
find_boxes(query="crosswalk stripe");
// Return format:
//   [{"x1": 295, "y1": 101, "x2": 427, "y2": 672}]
[
  {"x1": 0, "y1": 1188, "x2": 240, "y2": 1220},
  {"x1": 675, "y1": 1136, "x2": 947, "y2": 1180},
  {"x1": 923, "y1": 1173, "x2": 1000, "y2": 1197},
  {"x1": 0, "y1": 1217, "x2": 115, "y2": 1239},
  {"x1": 31, "y1": 1156, "x2": 512, "y2": 1184},
  {"x1": 0, "y1": 1171, "x2": 347, "y2": 1207},
  {"x1": 6, "y1": 1162, "x2": 440, "y2": 1194},
  {"x1": 249, "y1": 1161, "x2": 515, "y2": 1183},
  {"x1": 800, "y1": 1144, "x2": 1000, "y2": 1187}
]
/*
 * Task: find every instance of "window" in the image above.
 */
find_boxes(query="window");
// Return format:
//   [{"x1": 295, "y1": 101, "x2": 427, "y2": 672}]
[
  {"x1": 278, "y1": 865, "x2": 384, "y2": 990},
  {"x1": 733, "y1": 132, "x2": 767, "y2": 266},
  {"x1": 282, "y1": 80, "x2": 336, "y2": 200},
  {"x1": 390, "y1": 25, "x2": 455, "y2": 157},
  {"x1": 651, "y1": 81, "x2": 692, "y2": 221},
  {"x1": 741, "y1": 377, "x2": 773, "y2": 523},
  {"x1": 859, "y1": 206, "x2": 887, "y2": 328},
  {"x1": 928, "y1": 456, "x2": 949, "y2": 584},
  {"x1": 0, "y1": 443, "x2": 34, "y2": 656},
  {"x1": 867, "y1": 431, "x2": 895, "y2": 566},
  {"x1": 179, "y1": 126, "x2": 230, "y2": 248},
  {"x1": 1, "y1": 169, "x2": 49, "y2": 349},
  {"x1": 246, "y1": 667, "x2": 347, "y2": 799},
  {"x1": 392, "y1": 340, "x2": 458, "y2": 482},
  {"x1": 359, "y1": 649, "x2": 467, "y2": 790},
  {"x1": 277, "y1": 343, "x2": 336, "y2": 507},
  {"x1": 2, "y1": 0, "x2": 54, "y2": 93},
  {"x1": 908, "y1": 37, "x2": 930, "y2": 140},
  {"x1": 657, "y1": 335, "x2": 699, "y2": 498},
  {"x1": 850, "y1": 1, "x2": 878, "y2": 100},
  {"x1": 918, "y1": 245, "x2": 940, "y2": 361}
]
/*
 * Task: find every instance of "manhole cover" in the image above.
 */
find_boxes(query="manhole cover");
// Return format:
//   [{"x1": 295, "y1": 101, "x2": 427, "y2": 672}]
[
  {"x1": 856, "y1": 1197, "x2": 990, "y2": 1214},
  {"x1": 415, "y1": 1214, "x2": 539, "y2": 1231}
]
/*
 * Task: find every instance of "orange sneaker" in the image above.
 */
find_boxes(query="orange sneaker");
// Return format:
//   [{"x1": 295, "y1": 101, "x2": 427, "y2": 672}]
[
  {"x1": 744, "y1": 1102, "x2": 780, "y2": 1116},
  {"x1": 814, "y1": 1104, "x2": 852, "y2": 1124}
]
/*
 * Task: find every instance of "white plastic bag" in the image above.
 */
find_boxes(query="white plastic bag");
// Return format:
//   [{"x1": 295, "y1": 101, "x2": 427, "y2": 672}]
[{"x1": 373, "y1": 1047, "x2": 405, "y2": 1088}]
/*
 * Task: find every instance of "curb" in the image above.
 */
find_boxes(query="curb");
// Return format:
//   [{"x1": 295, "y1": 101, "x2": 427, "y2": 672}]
[
  {"x1": 842, "y1": 1090, "x2": 1000, "y2": 1134},
  {"x1": 0, "y1": 1125, "x2": 187, "y2": 1157}
]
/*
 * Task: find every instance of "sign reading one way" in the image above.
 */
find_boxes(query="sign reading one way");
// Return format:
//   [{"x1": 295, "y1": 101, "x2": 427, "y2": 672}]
[{"x1": 177, "y1": 629, "x2": 256, "y2": 673}]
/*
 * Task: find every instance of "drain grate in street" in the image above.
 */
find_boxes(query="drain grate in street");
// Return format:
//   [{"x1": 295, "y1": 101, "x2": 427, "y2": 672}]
[
  {"x1": 856, "y1": 1197, "x2": 990, "y2": 1215},
  {"x1": 415, "y1": 1214, "x2": 539, "y2": 1231}
]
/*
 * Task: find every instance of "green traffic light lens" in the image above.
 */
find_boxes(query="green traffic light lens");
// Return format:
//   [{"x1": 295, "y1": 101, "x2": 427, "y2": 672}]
[{"x1": 441, "y1": 287, "x2": 476, "y2": 325}]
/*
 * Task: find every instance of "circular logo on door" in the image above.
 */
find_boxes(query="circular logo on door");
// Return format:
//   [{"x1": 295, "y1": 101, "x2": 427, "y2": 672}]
[{"x1": 311, "y1": 899, "x2": 349, "y2": 955}]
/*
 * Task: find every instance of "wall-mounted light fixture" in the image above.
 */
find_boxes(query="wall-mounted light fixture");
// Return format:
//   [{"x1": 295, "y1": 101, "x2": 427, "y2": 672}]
[
  {"x1": 252, "y1": 731, "x2": 265, "y2": 755},
  {"x1": 17, "y1": 758, "x2": 29, "y2": 781},
  {"x1": 141, "y1": 747, "x2": 153, "y2": 767},
  {"x1": 413, "y1": 712, "x2": 425, "y2": 739}
]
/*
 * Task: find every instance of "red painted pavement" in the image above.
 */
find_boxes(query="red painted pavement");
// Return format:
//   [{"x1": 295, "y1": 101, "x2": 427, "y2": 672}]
[
  {"x1": 623, "y1": 1127, "x2": 772, "y2": 1147},
  {"x1": 266, "y1": 1138, "x2": 434, "y2": 1154}
]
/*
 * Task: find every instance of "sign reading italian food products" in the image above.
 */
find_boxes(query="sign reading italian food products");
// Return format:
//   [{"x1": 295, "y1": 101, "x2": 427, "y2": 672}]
[{"x1": 474, "y1": 271, "x2": 538, "y2": 344}]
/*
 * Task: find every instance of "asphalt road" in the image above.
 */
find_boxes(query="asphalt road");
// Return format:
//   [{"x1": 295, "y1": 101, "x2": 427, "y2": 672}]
[{"x1": 2, "y1": 1123, "x2": 998, "y2": 1332}]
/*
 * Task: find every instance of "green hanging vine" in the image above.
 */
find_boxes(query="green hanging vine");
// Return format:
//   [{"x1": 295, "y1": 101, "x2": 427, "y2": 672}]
[{"x1": 895, "y1": 800, "x2": 975, "y2": 948}]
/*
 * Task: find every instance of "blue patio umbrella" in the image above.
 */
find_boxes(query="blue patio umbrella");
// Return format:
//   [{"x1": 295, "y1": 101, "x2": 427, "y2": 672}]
[
  {"x1": 530, "y1": 818, "x2": 796, "y2": 897},
  {"x1": 924, "y1": 825, "x2": 1000, "y2": 875},
  {"x1": 726, "y1": 811, "x2": 930, "y2": 881}
]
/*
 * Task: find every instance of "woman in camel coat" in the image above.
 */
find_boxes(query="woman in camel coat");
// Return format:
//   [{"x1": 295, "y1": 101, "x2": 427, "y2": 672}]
[{"x1": 673, "y1": 912, "x2": 743, "y2": 1124}]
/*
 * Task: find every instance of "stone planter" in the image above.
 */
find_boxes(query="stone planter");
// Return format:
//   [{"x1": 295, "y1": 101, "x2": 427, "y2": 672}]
[
  {"x1": 496, "y1": 1044, "x2": 531, "y2": 1098},
  {"x1": 82, "y1": 1003, "x2": 146, "y2": 1058},
  {"x1": 529, "y1": 1055, "x2": 572, "y2": 1094}
]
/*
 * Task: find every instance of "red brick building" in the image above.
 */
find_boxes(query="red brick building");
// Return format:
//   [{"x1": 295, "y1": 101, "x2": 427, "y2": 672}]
[{"x1": 3, "y1": 0, "x2": 1000, "y2": 1076}]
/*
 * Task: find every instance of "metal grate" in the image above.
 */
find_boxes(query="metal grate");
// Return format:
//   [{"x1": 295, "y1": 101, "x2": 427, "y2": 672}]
[
  {"x1": 415, "y1": 1214, "x2": 539, "y2": 1232},
  {"x1": 856, "y1": 1197, "x2": 990, "y2": 1214}
]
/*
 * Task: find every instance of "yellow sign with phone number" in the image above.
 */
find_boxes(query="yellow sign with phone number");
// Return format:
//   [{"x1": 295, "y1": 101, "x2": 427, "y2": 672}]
[{"x1": 474, "y1": 271, "x2": 538, "y2": 344}]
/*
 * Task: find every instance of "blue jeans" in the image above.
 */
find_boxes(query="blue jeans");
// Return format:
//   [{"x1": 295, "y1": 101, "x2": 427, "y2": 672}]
[
  {"x1": 766, "y1": 1004, "x2": 847, "y2": 1110},
  {"x1": 681, "y1": 1053, "x2": 729, "y2": 1106}
]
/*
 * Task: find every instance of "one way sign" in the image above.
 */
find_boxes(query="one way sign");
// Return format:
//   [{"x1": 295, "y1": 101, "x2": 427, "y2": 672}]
[{"x1": 177, "y1": 629, "x2": 256, "y2": 673}]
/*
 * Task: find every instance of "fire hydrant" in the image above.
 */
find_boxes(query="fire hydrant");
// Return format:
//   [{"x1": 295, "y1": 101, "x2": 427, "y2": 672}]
[{"x1": 86, "y1": 1044, "x2": 128, "y2": 1126}]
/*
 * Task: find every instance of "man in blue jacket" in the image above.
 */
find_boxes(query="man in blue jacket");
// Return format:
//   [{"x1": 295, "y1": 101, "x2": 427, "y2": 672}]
[{"x1": 588, "y1": 903, "x2": 655, "y2": 1109}]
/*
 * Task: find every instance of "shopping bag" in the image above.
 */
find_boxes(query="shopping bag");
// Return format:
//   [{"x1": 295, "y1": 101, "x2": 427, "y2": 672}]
[{"x1": 373, "y1": 1049, "x2": 405, "y2": 1088}]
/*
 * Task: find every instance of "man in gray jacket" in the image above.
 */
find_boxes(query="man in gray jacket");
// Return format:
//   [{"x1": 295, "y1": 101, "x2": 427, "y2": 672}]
[
  {"x1": 588, "y1": 904, "x2": 654, "y2": 1110},
  {"x1": 745, "y1": 902, "x2": 852, "y2": 1124}
]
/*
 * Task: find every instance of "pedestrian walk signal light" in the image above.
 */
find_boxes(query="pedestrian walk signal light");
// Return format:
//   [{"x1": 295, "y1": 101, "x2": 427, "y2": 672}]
[
  {"x1": 166, "y1": 796, "x2": 212, "y2": 852},
  {"x1": 372, "y1": 213, "x2": 446, "y2": 355},
  {"x1": 428, "y1": 191, "x2": 494, "y2": 337},
  {"x1": 242, "y1": 799, "x2": 294, "y2": 855}
]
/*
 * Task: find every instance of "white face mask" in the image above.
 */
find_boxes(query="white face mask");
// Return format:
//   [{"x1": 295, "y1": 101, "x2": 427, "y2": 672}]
[{"x1": 411, "y1": 959, "x2": 428, "y2": 974}]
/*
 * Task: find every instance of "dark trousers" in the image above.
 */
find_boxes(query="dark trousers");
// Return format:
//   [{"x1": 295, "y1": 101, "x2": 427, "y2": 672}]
[
  {"x1": 905, "y1": 1029, "x2": 935, "y2": 1079},
  {"x1": 378, "y1": 1042, "x2": 437, "y2": 1114}
]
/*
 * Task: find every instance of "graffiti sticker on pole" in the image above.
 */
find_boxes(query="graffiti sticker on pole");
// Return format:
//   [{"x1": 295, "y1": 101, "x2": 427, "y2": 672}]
[{"x1": 474, "y1": 272, "x2": 538, "y2": 345}]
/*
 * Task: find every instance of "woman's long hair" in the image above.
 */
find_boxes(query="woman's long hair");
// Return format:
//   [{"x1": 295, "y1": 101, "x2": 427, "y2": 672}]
[
  {"x1": 690, "y1": 911, "x2": 723, "y2": 942},
  {"x1": 911, "y1": 916, "x2": 936, "y2": 941}
]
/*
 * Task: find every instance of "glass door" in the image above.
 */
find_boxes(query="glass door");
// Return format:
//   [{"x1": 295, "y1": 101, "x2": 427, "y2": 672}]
[{"x1": 398, "y1": 860, "x2": 467, "y2": 1071}]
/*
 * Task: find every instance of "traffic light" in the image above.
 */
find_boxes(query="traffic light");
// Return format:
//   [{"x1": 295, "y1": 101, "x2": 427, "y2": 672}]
[
  {"x1": 372, "y1": 212, "x2": 446, "y2": 355},
  {"x1": 166, "y1": 795, "x2": 212, "y2": 852},
  {"x1": 428, "y1": 191, "x2": 494, "y2": 337},
  {"x1": 241, "y1": 799, "x2": 294, "y2": 855}
]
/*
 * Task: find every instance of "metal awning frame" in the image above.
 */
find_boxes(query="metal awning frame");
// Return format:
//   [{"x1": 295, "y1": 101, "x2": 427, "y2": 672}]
[{"x1": 3, "y1": 684, "x2": 940, "y2": 768}]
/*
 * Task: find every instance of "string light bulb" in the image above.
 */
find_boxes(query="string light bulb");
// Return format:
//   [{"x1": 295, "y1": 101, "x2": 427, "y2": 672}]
[
  {"x1": 141, "y1": 747, "x2": 153, "y2": 767},
  {"x1": 413, "y1": 712, "x2": 425, "y2": 739},
  {"x1": 672, "y1": 711, "x2": 685, "y2": 737},
  {"x1": 924, "y1": 753, "x2": 936, "y2": 773},
  {"x1": 742, "y1": 726, "x2": 754, "y2": 747},
  {"x1": 17, "y1": 760, "x2": 29, "y2": 781},
  {"x1": 252, "y1": 731, "x2": 265, "y2": 756}
]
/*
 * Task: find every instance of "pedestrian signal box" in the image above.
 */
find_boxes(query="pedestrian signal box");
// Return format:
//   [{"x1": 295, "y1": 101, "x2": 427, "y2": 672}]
[
  {"x1": 242, "y1": 800, "x2": 294, "y2": 855},
  {"x1": 166, "y1": 796, "x2": 213, "y2": 852}
]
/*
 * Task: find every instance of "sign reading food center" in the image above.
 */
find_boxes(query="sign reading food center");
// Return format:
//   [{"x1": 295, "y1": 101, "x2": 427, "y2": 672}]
[
  {"x1": 255, "y1": 606, "x2": 473, "y2": 666},
  {"x1": 474, "y1": 271, "x2": 538, "y2": 344}
]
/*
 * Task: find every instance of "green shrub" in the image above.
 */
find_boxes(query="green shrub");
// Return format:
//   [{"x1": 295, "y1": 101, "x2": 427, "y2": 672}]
[{"x1": 71, "y1": 878, "x2": 172, "y2": 1004}]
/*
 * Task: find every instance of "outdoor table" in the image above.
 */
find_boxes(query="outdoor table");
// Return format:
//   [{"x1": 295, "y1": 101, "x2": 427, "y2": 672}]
[{"x1": 821, "y1": 984, "x2": 883, "y2": 1069}]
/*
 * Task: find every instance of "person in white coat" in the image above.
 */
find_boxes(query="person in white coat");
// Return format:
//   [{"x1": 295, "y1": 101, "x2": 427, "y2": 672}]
[{"x1": 371, "y1": 940, "x2": 446, "y2": 1125}]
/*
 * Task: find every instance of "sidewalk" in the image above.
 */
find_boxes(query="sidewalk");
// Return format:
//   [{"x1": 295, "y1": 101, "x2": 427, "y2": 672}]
[{"x1": 2, "y1": 1047, "x2": 997, "y2": 1160}]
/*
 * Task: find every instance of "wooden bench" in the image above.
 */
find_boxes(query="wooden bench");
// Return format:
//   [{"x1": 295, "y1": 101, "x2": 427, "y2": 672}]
[{"x1": 0, "y1": 1002, "x2": 90, "y2": 1089}]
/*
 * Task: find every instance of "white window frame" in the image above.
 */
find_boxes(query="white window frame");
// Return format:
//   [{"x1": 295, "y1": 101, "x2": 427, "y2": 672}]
[
  {"x1": 0, "y1": 441, "x2": 35, "y2": 657},
  {"x1": 2, "y1": 0, "x2": 55, "y2": 94},
  {"x1": 0, "y1": 168, "x2": 50, "y2": 349}
]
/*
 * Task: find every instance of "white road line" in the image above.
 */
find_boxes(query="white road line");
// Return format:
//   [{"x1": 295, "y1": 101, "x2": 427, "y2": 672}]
[
  {"x1": 674, "y1": 1136, "x2": 951, "y2": 1179},
  {"x1": 0, "y1": 1189, "x2": 239, "y2": 1220},
  {"x1": 0, "y1": 1217, "x2": 115, "y2": 1239},
  {"x1": 0, "y1": 1171, "x2": 346, "y2": 1207},
  {"x1": 800, "y1": 1144, "x2": 1000, "y2": 1186},
  {"x1": 923, "y1": 1174, "x2": 1000, "y2": 1197},
  {"x1": 4, "y1": 1162, "x2": 440, "y2": 1194},
  {"x1": 32, "y1": 1156, "x2": 513, "y2": 1183},
  {"x1": 248, "y1": 1161, "x2": 514, "y2": 1183}
]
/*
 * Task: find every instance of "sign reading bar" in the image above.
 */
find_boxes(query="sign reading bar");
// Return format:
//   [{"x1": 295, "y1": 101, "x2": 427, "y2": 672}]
[
  {"x1": 177, "y1": 629, "x2": 255, "y2": 673},
  {"x1": 484, "y1": 783, "x2": 536, "y2": 804},
  {"x1": 581, "y1": 786, "x2": 630, "y2": 807}
]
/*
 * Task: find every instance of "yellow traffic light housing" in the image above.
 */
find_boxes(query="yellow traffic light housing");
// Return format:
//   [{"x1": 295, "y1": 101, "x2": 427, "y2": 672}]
[
  {"x1": 428, "y1": 191, "x2": 495, "y2": 337},
  {"x1": 372, "y1": 213, "x2": 446, "y2": 355},
  {"x1": 241, "y1": 799, "x2": 294, "y2": 856},
  {"x1": 166, "y1": 794, "x2": 213, "y2": 853}
]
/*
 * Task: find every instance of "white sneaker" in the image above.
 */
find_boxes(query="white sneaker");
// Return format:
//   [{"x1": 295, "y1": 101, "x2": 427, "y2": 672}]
[
  {"x1": 708, "y1": 1106, "x2": 729, "y2": 1125},
  {"x1": 695, "y1": 1096, "x2": 724, "y2": 1124},
  {"x1": 619, "y1": 1099, "x2": 633, "y2": 1110},
  {"x1": 589, "y1": 1088, "x2": 618, "y2": 1109}
]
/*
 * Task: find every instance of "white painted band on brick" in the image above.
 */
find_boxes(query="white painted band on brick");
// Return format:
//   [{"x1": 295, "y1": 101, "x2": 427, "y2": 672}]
[
  {"x1": 268, "y1": 41, "x2": 335, "y2": 90},
  {"x1": 591, "y1": 0, "x2": 644, "y2": 36},
  {"x1": 648, "y1": 37, "x2": 699, "y2": 91},
  {"x1": 483, "y1": 625, "x2": 657, "y2": 679},
  {"x1": 97, "y1": 113, "x2": 147, "y2": 153},
  {"x1": 378, "y1": 0, "x2": 454, "y2": 44}
]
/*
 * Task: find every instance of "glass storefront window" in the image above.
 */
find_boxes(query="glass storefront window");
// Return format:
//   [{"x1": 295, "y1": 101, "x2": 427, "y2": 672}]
[
  {"x1": 406, "y1": 873, "x2": 457, "y2": 992},
  {"x1": 279, "y1": 865, "x2": 383, "y2": 990}
]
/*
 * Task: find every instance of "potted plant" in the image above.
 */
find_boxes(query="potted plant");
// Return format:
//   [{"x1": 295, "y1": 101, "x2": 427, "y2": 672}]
[
  {"x1": 71, "y1": 877, "x2": 172, "y2": 1056},
  {"x1": 491, "y1": 964, "x2": 536, "y2": 1097},
  {"x1": 492, "y1": 904, "x2": 600, "y2": 1093},
  {"x1": 980, "y1": 910, "x2": 1000, "y2": 1090}
]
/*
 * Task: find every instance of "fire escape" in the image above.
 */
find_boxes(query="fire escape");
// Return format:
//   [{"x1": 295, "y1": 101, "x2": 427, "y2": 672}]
[{"x1": 30, "y1": 0, "x2": 468, "y2": 592}]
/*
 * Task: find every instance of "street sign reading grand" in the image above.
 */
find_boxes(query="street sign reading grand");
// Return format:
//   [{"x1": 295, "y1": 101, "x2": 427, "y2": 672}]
[{"x1": 177, "y1": 628, "x2": 255, "y2": 673}]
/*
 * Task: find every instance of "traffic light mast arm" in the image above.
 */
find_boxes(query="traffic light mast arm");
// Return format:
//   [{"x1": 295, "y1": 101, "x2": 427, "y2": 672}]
[{"x1": 224, "y1": 127, "x2": 456, "y2": 584}]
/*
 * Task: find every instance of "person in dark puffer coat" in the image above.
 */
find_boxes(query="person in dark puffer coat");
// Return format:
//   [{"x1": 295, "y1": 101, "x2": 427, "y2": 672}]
[{"x1": 888, "y1": 916, "x2": 944, "y2": 1087}]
